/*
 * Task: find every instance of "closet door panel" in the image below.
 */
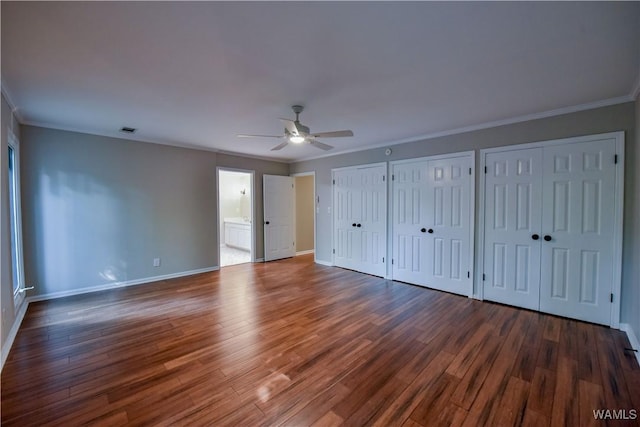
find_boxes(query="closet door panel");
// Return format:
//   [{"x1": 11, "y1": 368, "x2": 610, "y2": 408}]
[
  {"x1": 539, "y1": 139, "x2": 616, "y2": 325},
  {"x1": 358, "y1": 165, "x2": 387, "y2": 277},
  {"x1": 391, "y1": 161, "x2": 429, "y2": 285},
  {"x1": 425, "y1": 157, "x2": 473, "y2": 296},
  {"x1": 483, "y1": 148, "x2": 543, "y2": 310},
  {"x1": 333, "y1": 169, "x2": 360, "y2": 271}
]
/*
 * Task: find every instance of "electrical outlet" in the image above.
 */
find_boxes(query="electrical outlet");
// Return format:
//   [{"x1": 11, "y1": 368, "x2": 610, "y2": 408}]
[{"x1": 153, "y1": 258, "x2": 161, "y2": 267}]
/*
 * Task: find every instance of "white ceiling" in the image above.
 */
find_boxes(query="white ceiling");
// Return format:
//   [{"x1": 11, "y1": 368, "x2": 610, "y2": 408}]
[{"x1": 2, "y1": 2, "x2": 639, "y2": 162}]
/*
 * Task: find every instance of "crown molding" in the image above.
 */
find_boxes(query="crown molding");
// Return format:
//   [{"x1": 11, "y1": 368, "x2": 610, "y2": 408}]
[
  {"x1": 631, "y1": 68, "x2": 640, "y2": 100},
  {"x1": 292, "y1": 95, "x2": 634, "y2": 163},
  {"x1": 0, "y1": 79, "x2": 25, "y2": 123},
  {"x1": 21, "y1": 119, "x2": 222, "y2": 153}
]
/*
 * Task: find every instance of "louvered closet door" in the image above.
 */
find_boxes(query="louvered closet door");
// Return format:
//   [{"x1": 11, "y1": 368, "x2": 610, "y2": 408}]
[
  {"x1": 358, "y1": 165, "x2": 387, "y2": 276},
  {"x1": 539, "y1": 140, "x2": 616, "y2": 325},
  {"x1": 392, "y1": 161, "x2": 429, "y2": 285},
  {"x1": 333, "y1": 169, "x2": 361, "y2": 271},
  {"x1": 425, "y1": 157, "x2": 473, "y2": 296},
  {"x1": 483, "y1": 148, "x2": 543, "y2": 310}
]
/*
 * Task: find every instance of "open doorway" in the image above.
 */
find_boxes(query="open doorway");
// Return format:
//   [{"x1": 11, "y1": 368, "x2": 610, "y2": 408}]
[
  {"x1": 218, "y1": 168, "x2": 254, "y2": 267},
  {"x1": 293, "y1": 173, "x2": 315, "y2": 258}
]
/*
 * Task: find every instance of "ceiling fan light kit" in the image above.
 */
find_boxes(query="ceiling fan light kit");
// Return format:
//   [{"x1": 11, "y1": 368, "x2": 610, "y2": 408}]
[{"x1": 237, "y1": 105, "x2": 354, "y2": 151}]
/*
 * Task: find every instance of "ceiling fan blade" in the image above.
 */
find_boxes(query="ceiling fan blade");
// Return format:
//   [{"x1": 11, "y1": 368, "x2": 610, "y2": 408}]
[
  {"x1": 311, "y1": 130, "x2": 354, "y2": 138},
  {"x1": 309, "y1": 139, "x2": 333, "y2": 151},
  {"x1": 270, "y1": 141, "x2": 289, "y2": 151},
  {"x1": 237, "y1": 134, "x2": 282, "y2": 139},
  {"x1": 279, "y1": 118, "x2": 300, "y2": 135}
]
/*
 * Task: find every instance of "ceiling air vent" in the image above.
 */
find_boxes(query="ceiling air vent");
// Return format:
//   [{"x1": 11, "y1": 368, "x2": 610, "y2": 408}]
[{"x1": 120, "y1": 126, "x2": 137, "y2": 134}]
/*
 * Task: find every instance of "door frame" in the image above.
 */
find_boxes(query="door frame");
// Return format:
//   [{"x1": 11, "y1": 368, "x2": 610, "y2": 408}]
[
  {"x1": 477, "y1": 131, "x2": 624, "y2": 327},
  {"x1": 331, "y1": 162, "x2": 388, "y2": 271},
  {"x1": 216, "y1": 167, "x2": 256, "y2": 266},
  {"x1": 389, "y1": 150, "x2": 476, "y2": 296},
  {"x1": 291, "y1": 171, "x2": 317, "y2": 263}
]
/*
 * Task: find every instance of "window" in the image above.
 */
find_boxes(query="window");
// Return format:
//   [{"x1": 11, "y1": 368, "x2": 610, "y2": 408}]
[{"x1": 8, "y1": 132, "x2": 25, "y2": 304}]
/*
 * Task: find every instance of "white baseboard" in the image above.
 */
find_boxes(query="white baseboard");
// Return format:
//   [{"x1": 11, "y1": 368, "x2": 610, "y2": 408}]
[
  {"x1": 315, "y1": 259, "x2": 333, "y2": 267},
  {"x1": 255, "y1": 258, "x2": 265, "y2": 262},
  {"x1": 27, "y1": 266, "x2": 220, "y2": 303},
  {"x1": 620, "y1": 323, "x2": 640, "y2": 367},
  {"x1": 1, "y1": 299, "x2": 30, "y2": 371},
  {"x1": 296, "y1": 250, "x2": 315, "y2": 256}
]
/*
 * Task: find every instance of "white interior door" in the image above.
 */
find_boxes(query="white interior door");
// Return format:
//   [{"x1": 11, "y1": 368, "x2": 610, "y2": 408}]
[
  {"x1": 483, "y1": 148, "x2": 543, "y2": 310},
  {"x1": 334, "y1": 169, "x2": 360, "y2": 271},
  {"x1": 263, "y1": 175, "x2": 295, "y2": 262},
  {"x1": 425, "y1": 156, "x2": 473, "y2": 296},
  {"x1": 358, "y1": 165, "x2": 387, "y2": 277},
  {"x1": 539, "y1": 140, "x2": 617, "y2": 324},
  {"x1": 392, "y1": 161, "x2": 429, "y2": 285}
]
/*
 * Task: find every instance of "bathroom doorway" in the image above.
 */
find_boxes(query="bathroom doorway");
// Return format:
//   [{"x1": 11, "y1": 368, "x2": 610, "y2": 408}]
[{"x1": 217, "y1": 168, "x2": 254, "y2": 267}]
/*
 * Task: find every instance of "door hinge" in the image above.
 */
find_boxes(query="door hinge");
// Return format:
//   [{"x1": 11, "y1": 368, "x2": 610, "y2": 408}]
[
  {"x1": 392, "y1": 174, "x2": 395, "y2": 181},
  {"x1": 467, "y1": 271, "x2": 470, "y2": 278},
  {"x1": 333, "y1": 249, "x2": 335, "y2": 254},
  {"x1": 333, "y1": 179, "x2": 335, "y2": 185},
  {"x1": 482, "y1": 273, "x2": 486, "y2": 281},
  {"x1": 614, "y1": 154, "x2": 618, "y2": 164},
  {"x1": 484, "y1": 166, "x2": 487, "y2": 174},
  {"x1": 610, "y1": 293, "x2": 614, "y2": 303},
  {"x1": 392, "y1": 259, "x2": 394, "y2": 265},
  {"x1": 382, "y1": 257, "x2": 385, "y2": 263},
  {"x1": 383, "y1": 175, "x2": 386, "y2": 182},
  {"x1": 292, "y1": 183, "x2": 294, "y2": 188},
  {"x1": 469, "y1": 168, "x2": 472, "y2": 175}
]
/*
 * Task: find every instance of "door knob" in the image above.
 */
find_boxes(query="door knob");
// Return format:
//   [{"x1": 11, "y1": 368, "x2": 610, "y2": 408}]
[
  {"x1": 531, "y1": 234, "x2": 539, "y2": 240},
  {"x1": 352, "y1": 223, "x2": 357, "y2": 227},
  {"x1": 428, "y1": 228, "x2": 434, "y2": 234},
  {"x1": 265, "y1": 221, "x2": 270, "y2": 225},
  {"x1": 357, "y1": 224, "x2": 362, "y2": 228},
  {"x1": 544, "y1": 235, "x2": 552, "y2": 241},
  {"x1": 421, "y1": 228, "x2": 426, "y2": 233}
]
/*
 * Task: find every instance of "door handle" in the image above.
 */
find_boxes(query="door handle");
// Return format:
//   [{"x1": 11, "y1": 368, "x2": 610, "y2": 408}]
[
  {"x1": 544, "y1": 235, "x2": 552, "y2": 242},
  {"x1": 531, "y1": 234, "x2": 539, "y2": 240},
  {"x1": 352, "y1": 223, "x2": 357, "y2": 227},
  {"x1": 428, "y1": 228, "x2": 434, "y2": 234},
  {"x1": 420, "y1": 228, "x2": 426, "y2": 233},
  {"x1": 265, "y1": 221, "x2": 270, "y2": 225},
  {"x1": 357, "y1": 224, "x2": 362, "y2": 228}
]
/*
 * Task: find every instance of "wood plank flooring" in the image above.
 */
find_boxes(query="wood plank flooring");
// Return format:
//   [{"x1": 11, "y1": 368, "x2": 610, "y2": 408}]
[{"x1": 2, "y1": 254, "x2": 639, "y2": 426}]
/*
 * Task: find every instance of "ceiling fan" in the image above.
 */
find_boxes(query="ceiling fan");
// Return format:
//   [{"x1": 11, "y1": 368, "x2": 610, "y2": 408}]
[{"x1": 237, "y1": 105, "x2": 354, "y2": 151}]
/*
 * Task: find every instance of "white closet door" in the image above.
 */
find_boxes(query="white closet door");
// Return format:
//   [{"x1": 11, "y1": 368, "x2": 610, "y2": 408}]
[
  {"x1": 333, "y1": 168, "x2": 360, "y2": 271},
  {"x1": 425, "y1": 157, "x2": 473, "y2": 296},
  {"x1": 263, "y1": 175, "x2": 295, "y2": 262},
  {"x1": 392, "y1": 161, "x2": 429, "y2": 285},
  {"x1": 483, "y1": 148, "x2": 543, "y2": 310},
  {"x1": 358, "y1": 165, "x2": 387, "y2": 277},
  {"x1": 539, "y1": 140, "x2": 616, "y2": 325}
]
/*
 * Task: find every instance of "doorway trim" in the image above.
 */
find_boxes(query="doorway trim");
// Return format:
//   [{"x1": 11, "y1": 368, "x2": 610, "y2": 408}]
[
  {"x1": 291, "y1": 171, "x2": 317, "y2": 263},
  {"x1": 216, "y1": 167, "x2": 256, "y2": 267}
]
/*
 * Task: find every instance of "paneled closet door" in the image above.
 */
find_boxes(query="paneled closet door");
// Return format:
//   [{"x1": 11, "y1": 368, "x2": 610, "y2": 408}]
[
  {"x1": 358, "y1": 165, "x2": 387, "y2": 277},
  {"x1": 483, "y1": 148, "x2": 543, "y2": 310},
  {"x1": 392, "y1": 161, "x2": 429, "y2": 285},
  {"x1": 539, "y1": 140, "x2": 616, "y2": 325},
  {"x1": 425, "y1": 156, "x2": 473, "y2": 296},
  {"x1": 333, "y1": 168, "x2": 361, "y2": 271}
]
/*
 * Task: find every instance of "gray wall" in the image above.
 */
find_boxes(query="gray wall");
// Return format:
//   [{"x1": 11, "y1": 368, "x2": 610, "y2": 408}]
[
  {"x1": 20, "y1": 126, "x2": 220, "y2": 297},
  {"x1": 295, "y1": 174, "x2": 314, "y2": 252},
  {"x1": 633, "y1": 94, "x2": 640, "y2": 336},
  {"x1": 290, "y1": 102, "x2": 638, "y2": 326},
  {"x1": 1, "y1": 93, "x2": 23, "y2": 353}
]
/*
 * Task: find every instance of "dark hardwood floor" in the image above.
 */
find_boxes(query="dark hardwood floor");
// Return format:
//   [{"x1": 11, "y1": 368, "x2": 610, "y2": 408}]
[{"x1": 2, "y1": 254, "x2": 639, "y2": 426}]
